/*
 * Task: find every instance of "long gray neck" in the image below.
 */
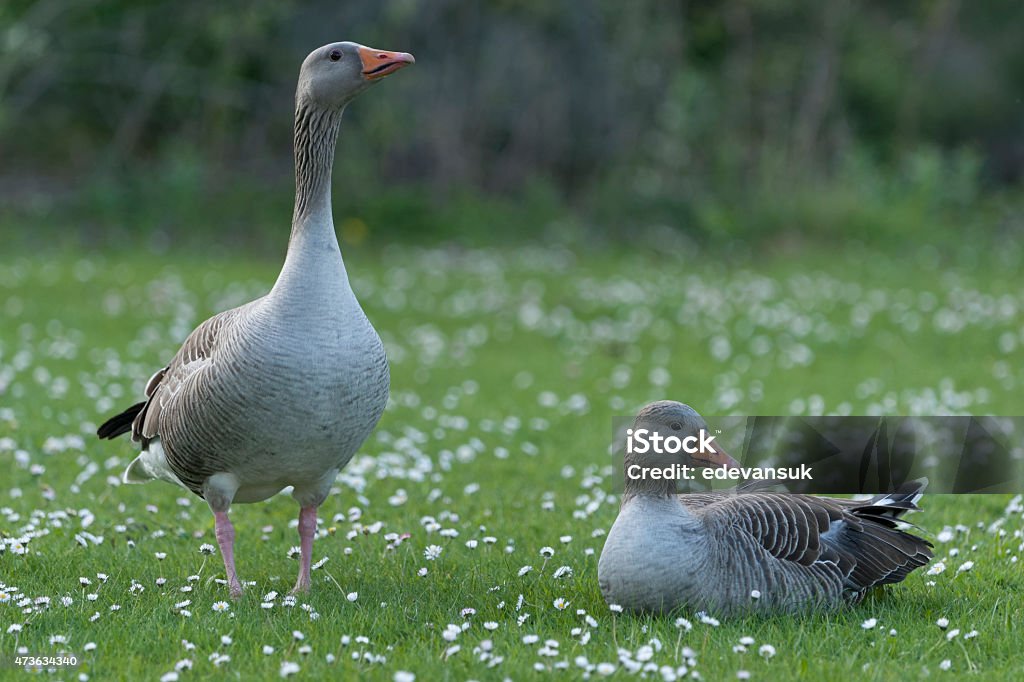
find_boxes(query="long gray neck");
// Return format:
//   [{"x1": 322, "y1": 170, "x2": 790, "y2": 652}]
[
  {"x1": 622, "y1": 447, "x2": 679, "y2": 501},
  {"x1": 291, "y1": 102, "x2": 343, "y2": 226},
  {"x1": 271, "y1": 100, "x2": 354, "y2": 306}
]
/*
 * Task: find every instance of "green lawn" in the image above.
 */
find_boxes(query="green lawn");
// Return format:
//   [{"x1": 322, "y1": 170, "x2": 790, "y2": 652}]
[{"x1": 1, "y1": 244, "x2": 1022, "y2": 680}]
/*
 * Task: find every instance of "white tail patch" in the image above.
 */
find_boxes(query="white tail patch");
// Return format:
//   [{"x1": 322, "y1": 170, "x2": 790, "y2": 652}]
[
  {"x1": 123, "y1": 439, "x2": 189, "y2": 490},
  {"x1": 875, "y1": 478, "x2": 928, "y2": 510}
]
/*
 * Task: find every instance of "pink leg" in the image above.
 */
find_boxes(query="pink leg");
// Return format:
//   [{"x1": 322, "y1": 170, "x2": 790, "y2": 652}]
[
  {"x1": 214, "y1": 511, "x2": 243, "y2": 599},
  {"x1": 291, "y1": 506, "x2": 318, "y2": 594}
]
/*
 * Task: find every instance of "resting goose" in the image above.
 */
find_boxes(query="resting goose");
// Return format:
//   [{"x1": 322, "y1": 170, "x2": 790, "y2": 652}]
[
  {"x1": 97, "y1": 42, "x2": 414, "y2": 597},
  {"x1": 598, "y1": 401, "x2": 933, "y2": 614}
]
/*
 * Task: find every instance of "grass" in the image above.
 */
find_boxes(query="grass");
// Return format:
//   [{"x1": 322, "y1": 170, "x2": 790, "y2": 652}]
[{"x1": 1, "y1": 242, "x2": 1023, "y2": 680}]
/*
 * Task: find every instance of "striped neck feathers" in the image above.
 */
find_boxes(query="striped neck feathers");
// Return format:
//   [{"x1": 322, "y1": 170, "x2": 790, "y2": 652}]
[{"x1": 291, "y1": 102, "x2": 344, "y2": 231}]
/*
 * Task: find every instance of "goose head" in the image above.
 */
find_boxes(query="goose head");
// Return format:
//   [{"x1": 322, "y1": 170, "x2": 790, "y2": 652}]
[
  {"x1": 297, "y1": 41, "x2": 415, "y2": 109},
  {"x1": 628, "y1": 400, "x2": 741, "y2": 471}
]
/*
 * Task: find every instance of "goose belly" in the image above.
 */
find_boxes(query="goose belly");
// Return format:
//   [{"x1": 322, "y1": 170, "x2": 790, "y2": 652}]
[{"x1": 250, "y1": 338, "x2": 389, "y2": 475}]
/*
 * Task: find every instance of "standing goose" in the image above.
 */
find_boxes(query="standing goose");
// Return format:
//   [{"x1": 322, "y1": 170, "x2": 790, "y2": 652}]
[
  {"x1": 97, "y1": 42, "x2": 414, "y2": 597},
  {"x1": 598, "y1": 401, "x2": 933, "y2": 614}
]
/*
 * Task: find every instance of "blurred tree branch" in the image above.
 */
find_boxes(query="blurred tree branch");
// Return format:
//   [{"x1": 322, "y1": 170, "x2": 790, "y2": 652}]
[{"x1": 0, "y1": 0, "x2": 1021, "y2": 241}]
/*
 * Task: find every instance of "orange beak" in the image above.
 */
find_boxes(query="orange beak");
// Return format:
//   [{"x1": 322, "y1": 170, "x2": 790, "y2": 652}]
[
  {"x1": 692, "y1": 443, "x2": 741, "y2": 470},
  {"x1": 358, "y1": 46, "x2": 415, "y2": 81}
]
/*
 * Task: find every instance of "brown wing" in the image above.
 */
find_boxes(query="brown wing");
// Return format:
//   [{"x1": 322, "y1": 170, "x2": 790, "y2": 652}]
[
  {"x1": 695, "y1": 493, "x2": 837, "y2": 566},
  {"x1": 96, "y1": 306, "x2": 247, "y2": 446},
  {"x1": 130, "y1": 307, "x2": 245, "y2": 446},
  {"x1": 694, "y1": 489, "x2": 931, "y2": 592}
]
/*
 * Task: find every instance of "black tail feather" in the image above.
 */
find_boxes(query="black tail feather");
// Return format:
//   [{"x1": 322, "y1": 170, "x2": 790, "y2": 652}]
[
  {"x1": 96, "y1": 402, "x2": 146, "y2": 439},
  {"x1": 855, "y1": 478, "x2": 928, "y2": 521},
  {"x1": 835, "y1": 478, "x2": 933, "y2": 590}
]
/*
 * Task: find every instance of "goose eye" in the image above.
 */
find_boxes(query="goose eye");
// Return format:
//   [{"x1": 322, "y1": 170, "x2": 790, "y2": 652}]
[
  {"x1": 329, "y1": 50, "x2": 342, "y2": 62},
  {"x1": 670, "y1": 422, "x2": 683, "y2": 431}
]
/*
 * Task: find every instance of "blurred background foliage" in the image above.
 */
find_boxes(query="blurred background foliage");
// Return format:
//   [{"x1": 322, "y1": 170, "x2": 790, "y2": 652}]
[{"x1": 1, "y1": 0, "x2": 1022, "y2": 252}]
